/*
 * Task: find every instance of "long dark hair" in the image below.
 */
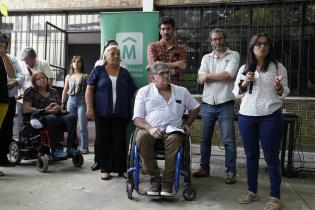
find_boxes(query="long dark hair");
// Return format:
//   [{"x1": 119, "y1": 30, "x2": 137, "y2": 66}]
[
  {"x1": 69, "y1": 56, "x2": 85, "y2": 75},
  {"x1": 244, "y1": 33, "x2": 277, "y2": 74}
]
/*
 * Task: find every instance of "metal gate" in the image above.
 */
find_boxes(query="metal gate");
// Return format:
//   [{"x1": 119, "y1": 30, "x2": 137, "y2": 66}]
[{"x1": 45, "y1": 21, "x2": 68, "y2": 88}]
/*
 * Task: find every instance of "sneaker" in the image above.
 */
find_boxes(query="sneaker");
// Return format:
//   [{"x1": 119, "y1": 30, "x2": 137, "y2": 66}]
[
  {"x1": 225, "y1": 172, "x2": 236, "y2": 184},
  {"x1": 67, "y1": 148, "x2": 80, "y2": 156},
  {"x1": 0, "y1": 171, "x2": 5, "y2": 177},
  {"x1": 147, "y1": 177, "x2": 161, "y2": 196},
  {"x1": 192, "y1": 167, "x2": 210, "y2": 178},
  {"x1": 52, "y1": 148, "x2": 67, "y2": 158},
  {"x1": 160, "y1": 182, "x2": 173, "y2": 197},
  {"x1": 80, "y1": 148, "x2": 89, "y2": 154}
]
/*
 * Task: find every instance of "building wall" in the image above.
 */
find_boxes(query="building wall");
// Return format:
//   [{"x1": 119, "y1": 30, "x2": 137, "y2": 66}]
[
  {"x1": 2, "y1": 0, "x2": 142, "y2": 11},
  {"x1": 190, "y1": 98, "x2": 315, "y2": 152}
]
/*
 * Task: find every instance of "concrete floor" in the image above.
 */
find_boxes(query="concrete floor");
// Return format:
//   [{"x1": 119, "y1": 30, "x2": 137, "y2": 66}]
[{"x1": 1, "y1": 144, "x2": 315, "y2": 210}]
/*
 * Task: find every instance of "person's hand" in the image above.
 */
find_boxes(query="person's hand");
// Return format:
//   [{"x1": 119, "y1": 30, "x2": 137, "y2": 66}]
[
  {"x1": 274, "y1": 75, "x2": 284, "y2": 90},
  {"x1": 183, "y1": 124, "x2": 191, "y2": 136},
  {"x1": 176, "y1": 60, "x2": 186, "y2": 70},
  {"x1": 148, "y1": 127, "x2": 162, "y2": 139},
  {"x1": 7, "y1": 80, "x2": 18, "y2": 90},
  {"x1": 86, "y1": 108, "x2": 95, "y2": 121},
  {"x1": 197, "y1": 74, "x2": 207, "y2": 85},
  {"x1": 45, "y1": 103, "x2": 58, "y2": 114},
  {"x1": 241, "y1": 71, "x2": 255, "y2": 87}
]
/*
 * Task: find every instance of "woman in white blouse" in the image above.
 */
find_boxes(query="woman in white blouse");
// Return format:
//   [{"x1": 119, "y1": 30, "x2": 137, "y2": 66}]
[{"x1": 233, "y1": 33, "x2": 289, "y2": 210}]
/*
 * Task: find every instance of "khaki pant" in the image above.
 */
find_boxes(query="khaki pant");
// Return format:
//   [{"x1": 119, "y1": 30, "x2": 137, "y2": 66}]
[{"x1": 136, "y1": 129, "x2": 182, "y2": 184}]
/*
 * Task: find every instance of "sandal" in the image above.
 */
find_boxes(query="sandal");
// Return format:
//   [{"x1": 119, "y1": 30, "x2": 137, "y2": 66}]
[
  {"x1": 100, "y1": 172, "x2": 111, "y2": 180},
  {"x1": 238, "y1": 191, "x2": 258, "y2": 204},
  {"x1": 118, "y1": 172, "x2": 128, "y2": 179},
  {"x1": 264, "y1": 197, "x2": 283, "y2": 210}
]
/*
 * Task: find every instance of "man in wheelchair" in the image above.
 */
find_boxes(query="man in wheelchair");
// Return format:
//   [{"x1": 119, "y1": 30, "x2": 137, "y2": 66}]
[{"x1": 133, "y1": 61, "x2": 200, "y2": 196}]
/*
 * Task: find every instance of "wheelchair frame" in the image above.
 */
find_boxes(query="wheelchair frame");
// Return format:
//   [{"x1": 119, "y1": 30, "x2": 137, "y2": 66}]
[
  {"x1": 8, "y1": 114, "x2": 84, "y2": 173},
  {"x1": 126, "y1": 128, "x2": 196, "y2": 201}
]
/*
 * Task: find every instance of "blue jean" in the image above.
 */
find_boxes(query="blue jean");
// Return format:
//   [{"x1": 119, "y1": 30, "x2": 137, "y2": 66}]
[
  {"x1": 200, "y1": 101, "x2": 236, "y2": 174},
  {"x1": 67, "y1": 95, "x2": 89, "y2": 150},
  {"x1": 238, "y1": 109, "x2": 283, "y2": 199}
]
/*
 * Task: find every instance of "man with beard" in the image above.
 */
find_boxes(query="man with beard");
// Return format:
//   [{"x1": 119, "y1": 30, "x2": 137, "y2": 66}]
[
  {"x1": 147, "y1": 16, "x2": 186, "y2": 85},
  {"x1": 193, "y1": 29, "x2": 240, "y2": 185}
]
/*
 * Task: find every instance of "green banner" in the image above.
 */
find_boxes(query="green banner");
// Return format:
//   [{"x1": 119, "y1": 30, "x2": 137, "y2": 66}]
[{"x1": 100, "y1": 11, "x2": 159, "y2": 88}]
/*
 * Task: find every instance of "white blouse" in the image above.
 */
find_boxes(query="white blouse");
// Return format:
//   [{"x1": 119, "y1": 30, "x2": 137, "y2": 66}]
[
  {"x1": 233, "y1": 62, "x2": 290, "y2": 116},
  {"x1": 109, "y1": 75, "x2": 117, "y2": 113}
]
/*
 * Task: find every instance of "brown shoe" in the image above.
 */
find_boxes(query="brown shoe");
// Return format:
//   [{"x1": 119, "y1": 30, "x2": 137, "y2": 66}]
[
  {"x1": 225, "y1": 172, "x2": 236, "y2": 184},
  {"x1": 192, "y1": 167, "x2": 209, "y2": 178}
]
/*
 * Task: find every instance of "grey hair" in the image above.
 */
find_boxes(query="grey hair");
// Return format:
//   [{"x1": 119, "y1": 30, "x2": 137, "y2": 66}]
[
  {"x1": 209, "y1": 28, "x2": 228, "y2": 40},
  {"x1": 150, "y1": 61, "x2": 169, "y2": 75},
  {"x1": 21, "y1": 47, "x2": 37, "y2": 60}
]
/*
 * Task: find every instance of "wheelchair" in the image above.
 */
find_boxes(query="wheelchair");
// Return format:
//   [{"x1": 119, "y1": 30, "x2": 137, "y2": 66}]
[
  {"x1": 126, "y1": 128, "x2": 196, "y2": 201},
  {"x1": 7, "y1": 110, "x2": 84, "y2": 173}
]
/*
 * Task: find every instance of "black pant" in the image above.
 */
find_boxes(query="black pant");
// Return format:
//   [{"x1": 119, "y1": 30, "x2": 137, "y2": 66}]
[
  {"x1": 0, "y1": 97, "x2": 16, "y2": 162},
  {"x1": 95, "y1": 116, "x2": 128, "y2": 173},
  {"x1": 44, "y1": 113, "x2": 78, "y2": 151}
]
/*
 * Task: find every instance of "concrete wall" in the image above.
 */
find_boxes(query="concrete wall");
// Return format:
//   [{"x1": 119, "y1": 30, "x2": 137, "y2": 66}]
[
  {"x1": 190, "y1": 98, "x2": 315, "y2": 152},
  {"x1": 2, "y1": 0, "x2": 142, "y2": 11}
]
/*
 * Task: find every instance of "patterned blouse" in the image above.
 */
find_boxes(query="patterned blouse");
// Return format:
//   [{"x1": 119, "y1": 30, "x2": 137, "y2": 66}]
[{"x1": 23, "y1": 87, "x2": 60, "y2": 110}]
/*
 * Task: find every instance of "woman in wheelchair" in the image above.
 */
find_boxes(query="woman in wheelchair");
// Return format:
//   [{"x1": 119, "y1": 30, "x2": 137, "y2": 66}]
[{"x1": 22, "y1": 71, "x2": 80, "y2": 158}]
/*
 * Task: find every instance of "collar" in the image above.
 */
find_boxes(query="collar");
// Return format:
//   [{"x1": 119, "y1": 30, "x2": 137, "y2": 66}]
[{"x1": 209, "y1": 48, "x2": 232, "y2": 58}]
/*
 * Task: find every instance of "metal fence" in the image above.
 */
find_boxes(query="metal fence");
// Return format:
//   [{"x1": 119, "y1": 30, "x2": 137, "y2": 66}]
[{"x1": 158, "y1": 0, "x2": 315, "y2": 96}]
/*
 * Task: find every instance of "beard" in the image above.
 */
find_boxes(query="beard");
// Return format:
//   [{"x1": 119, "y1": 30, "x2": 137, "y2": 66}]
[{"x1": 212, "y1": 43, "x2": 226, "y2": 51}]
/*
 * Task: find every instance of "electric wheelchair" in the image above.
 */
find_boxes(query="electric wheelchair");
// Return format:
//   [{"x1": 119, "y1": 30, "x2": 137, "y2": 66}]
[
  {"x1": 126, "y1": 128, "x2": 196, "y2": 201},
  {"x1": 7, "y1": 109, "x2": 84, "y2": 172}
]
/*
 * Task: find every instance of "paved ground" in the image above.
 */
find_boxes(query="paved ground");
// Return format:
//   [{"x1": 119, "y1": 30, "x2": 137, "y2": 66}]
[{"x1": 1, "y1": 145, "x2": 315, "y2": 210}]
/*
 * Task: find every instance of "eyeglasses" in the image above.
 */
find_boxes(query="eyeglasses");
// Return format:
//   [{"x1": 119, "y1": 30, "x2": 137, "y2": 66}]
[
  {"x1": 211, "y1": 37, "x2": 224, "y2": 42},
  {"x1": 157, "y1": 70, "x2": 170, "y2": 77},
  {"x1": 254, "y1": 42, "x2": 270, "y2": 48},
  {"x1": 35, "y1": 77, "x2": 46, "y2": 81}
]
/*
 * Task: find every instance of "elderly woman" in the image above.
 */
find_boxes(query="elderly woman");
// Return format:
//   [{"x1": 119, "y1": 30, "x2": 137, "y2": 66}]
[
  {"x1": 233, "y1": 33, "x2": 290, "y2": 210},
  {"x1": 23, "y1": 71, "x2": 80, "y2": 158},
  {"x1": 86, "y1": 45, "x2": 137, "y2": 180}
]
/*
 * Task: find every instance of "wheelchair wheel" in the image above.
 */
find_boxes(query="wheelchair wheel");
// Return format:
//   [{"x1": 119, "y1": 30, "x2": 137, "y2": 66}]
[
  {"x1": 72, "y1": 154, "x2": 84, "y2": 167},
  {"x1": 37, "y1": 154, "x2": 49, "y2": 173},
  {"x1": 183, "y1": 185, "x2": 196, "y2": 201},
  {"x1": 8, "y1": 141, "x2": 22, "y2": 165}
]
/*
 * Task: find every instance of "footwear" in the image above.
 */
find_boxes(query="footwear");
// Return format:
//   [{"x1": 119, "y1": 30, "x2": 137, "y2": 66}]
[
  {"x1": 238, "y1": 191, "x2": 258, "y2": 204},
  {"x1": 225, "y1": 172, "x2": 236, "y2": 184},
  {"x1": 91, "y1": 162, "x2": 100, "y2": 171},
  {"x1": 100, "y1": 172, "x2": 111, "y2": 180},
  {"x1": 52, "y1": 148, "x2": 67, "y2": 158},
  {"x1": 0, "y1": 171, "x2": 5, "y2": 177},
  {"x1": 67, "y1": 148, "x2": 80, "y2": 156},
  {"x1": 264, "y1": 197, "x2": 283, "y2": 210},
  {"x1": 192, "y1": 167, "x2": 210, "y2": 178},
  {"x1": 160, "y1": 182, "x2": 173, "y2": 197},
  {"x1": 80, "y1": 148, "x2": 89, "y2": 154},
  {"x1": 147, "y1": 177, "x2": 161, "y2": 196},
  {"x1": 118, "y1": 172, "x2": 128, "y2": 179}
]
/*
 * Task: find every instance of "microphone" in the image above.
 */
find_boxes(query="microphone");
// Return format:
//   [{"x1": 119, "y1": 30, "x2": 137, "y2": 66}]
[{"x1": 247, "y1": 63, "x2": 256, "y2": 94}]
